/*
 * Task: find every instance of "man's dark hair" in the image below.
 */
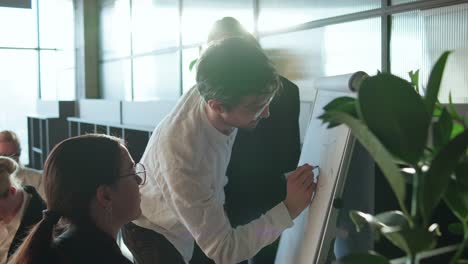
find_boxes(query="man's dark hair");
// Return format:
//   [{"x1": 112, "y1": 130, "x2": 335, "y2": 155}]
[{"x1": 196, "y1": 37, "x2": 281, "y2": 109}]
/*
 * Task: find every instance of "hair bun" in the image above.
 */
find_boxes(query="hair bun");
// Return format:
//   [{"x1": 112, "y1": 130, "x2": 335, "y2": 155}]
[{"x1": 0, "y1": 156, "x2": 19, "y2": 175}]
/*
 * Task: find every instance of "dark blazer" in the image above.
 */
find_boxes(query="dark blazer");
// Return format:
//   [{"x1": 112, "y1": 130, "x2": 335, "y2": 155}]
[
  {"x1": 7, "y1": 185, "x2": 46, "y2": 258},
  {"x1": 53, "y1": 224, "x2": 132, "y2": 264},
  {"x1": 224, "y1": 76, "x2": 301, "y2": 226}
]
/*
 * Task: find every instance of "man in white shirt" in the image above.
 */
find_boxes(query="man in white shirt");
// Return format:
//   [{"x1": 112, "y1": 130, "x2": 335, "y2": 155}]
[
  {"x1": 122, "y1": 38, "x2": 317, "y2": 264},
  {"x1": 0, "y1": 131, "x2": 44, "y2": 198}
]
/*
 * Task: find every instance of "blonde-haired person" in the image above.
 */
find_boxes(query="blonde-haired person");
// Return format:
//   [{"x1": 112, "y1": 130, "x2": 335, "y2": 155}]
[
  {"x1": 0, "y1": 157, "x2": 46, "y2": 264},
  {"x1": 8, "y1": 134, "x2": 143, "y2": 264},
  {"x1": 0, "y1": 130, "x2": 44, "y2": 198}
]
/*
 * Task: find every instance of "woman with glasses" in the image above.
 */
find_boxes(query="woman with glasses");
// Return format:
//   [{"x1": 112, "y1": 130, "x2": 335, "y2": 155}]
[{"x1": 8, "y1": 134, "x2": 144, "y2": 264}]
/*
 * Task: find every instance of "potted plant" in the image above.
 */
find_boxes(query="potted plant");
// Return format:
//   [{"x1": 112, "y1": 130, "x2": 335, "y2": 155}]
[{"x1": 318, "y1": 51, "x2": 468, "y2": 264}]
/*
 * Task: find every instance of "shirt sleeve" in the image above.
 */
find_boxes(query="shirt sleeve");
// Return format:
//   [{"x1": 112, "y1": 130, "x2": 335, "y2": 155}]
[{"x1": 160, "y1": 167, "x2": 293, "y2": 264}]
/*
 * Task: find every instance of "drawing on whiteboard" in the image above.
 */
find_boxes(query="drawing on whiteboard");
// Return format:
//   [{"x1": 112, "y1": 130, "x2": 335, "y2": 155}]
[{"x1": 275, "y1": 72, "x2": 370, "y2": 264}]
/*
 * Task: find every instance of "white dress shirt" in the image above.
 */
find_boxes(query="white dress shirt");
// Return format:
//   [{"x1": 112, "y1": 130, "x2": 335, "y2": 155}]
[
  {"x1": 0, "y1": 191, "x2": 31, "y2": 264},
  {"x1": 15, "y1": 166, "x2": 44, "y2": 198},
  {"x1": 135, "y1": 87, "x2": 293, "y2": 264}
]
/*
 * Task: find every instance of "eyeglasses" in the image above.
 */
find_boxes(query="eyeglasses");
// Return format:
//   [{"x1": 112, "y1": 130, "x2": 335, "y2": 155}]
[
  {"x1": 251, "y1": 95, "x2": 275, "y2": 119},
  {"x1": 119, "y1": 163, "x2": 146, "y2": 186},
  {"x1": 0, "y1": 153, "x2": 20, "y2": 159}
]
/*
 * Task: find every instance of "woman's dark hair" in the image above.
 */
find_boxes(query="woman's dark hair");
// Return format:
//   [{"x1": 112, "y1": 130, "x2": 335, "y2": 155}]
[
  {"x1": 196, "y1": 37, "x2": 282, "y2": 110},
  {"x1": 8, "y1": 134, "x2": 124, "y2": 264}
]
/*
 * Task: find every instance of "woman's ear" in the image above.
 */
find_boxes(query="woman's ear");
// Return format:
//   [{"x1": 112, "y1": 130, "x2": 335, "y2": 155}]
[{"x1": 95, "y1": 185, "x2": 113, "y2": 209}]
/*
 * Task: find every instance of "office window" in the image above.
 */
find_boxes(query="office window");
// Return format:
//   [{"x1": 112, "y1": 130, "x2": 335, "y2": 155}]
[
  {"x1": 0, "y1": 0, "x2": 74, "y2": 164},
  {"x1": 38, "y1": 0, "x2": 74, "y2": 49},
  {"x1": 182, "y1": 47, "x2": 199, "y2": 94},
  {"x1": 0, "y1": 2, "x2": 37, "y2": 47},
  {"x1": 100, "y1": 59, "x2": 132, "y2": 100},
  {"x1": 40, "y1": 50, "x2": 75, "y2": 100},
  {"x1": 391, "y1": 4, "x2": 468, "y2": 103},
  {"x1": 0, "y1": 50, "x2": 39, "y2": 165},
  {"x1": 260, "y1": 18, "x2": 381, "y2": 101},
  {"x1": 99, "y1": 0, "x2": 131, "y2": 60},
  {"x1": 391, "y1": 0, "x2": 421, "y2": 4},
  {"x1": 132, "y1": 0, "x2": 179, "y2": 54},
  {"x1": 181, "y1": 0, "x2": 254, "y2": 45},
  {"x1": 39, "y1": 0, "x2": 75, "y2": 100},
  {"x1": 258, "y1": 0, "x2": 380, "y2": 32},
  {"x1": 99, "y1": 0, "x2": 132, "y2": 100},
  {"x1": 133, "y1": 52, "x2": 180, "y2": 100}
]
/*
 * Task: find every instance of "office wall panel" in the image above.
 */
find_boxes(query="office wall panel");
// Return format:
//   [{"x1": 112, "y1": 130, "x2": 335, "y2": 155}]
[
  {"x1": 100, "y1": 59, "x2": 132, "y2": 100},
  {"x1": 258, "y1": 0, "x2": 380, "y2": 32},
  {"x1": 391, "y1": 4, "x2": 468, "y2": 103},
  {"x1": 133, "y1": 52, "x2": 180, "y2": 100},
  {"x1": 99, "y1": 0, "x2": 131, "y2": 60},
  {"x1": 260, "y1": 18, "x2": 381, "y2": 101},
  {"x1": 132, "y1": 0, "x2": 179, "y2": 54}
]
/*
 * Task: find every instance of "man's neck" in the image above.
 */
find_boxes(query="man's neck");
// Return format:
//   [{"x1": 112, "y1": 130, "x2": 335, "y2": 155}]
[{"x1": 204, "y1": 104, "x2": 234, "y2": 135}]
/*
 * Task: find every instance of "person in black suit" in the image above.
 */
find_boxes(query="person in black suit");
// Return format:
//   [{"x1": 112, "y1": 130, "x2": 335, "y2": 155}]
[{"x1": 190, "y1": 17, "x2": 301, "y2": 264}]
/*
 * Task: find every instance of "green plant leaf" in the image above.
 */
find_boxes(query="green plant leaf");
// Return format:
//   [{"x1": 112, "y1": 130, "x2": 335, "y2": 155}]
[
  {"x1": 433, "y1": 108, "x2": 453, "y2": 150},
  {"x1": 425, "y1": 51, "x2": 451, "y2": 117},
  {"x1": 448, "y1": 222, "x2": 464, "y2": 235},
  {"x1": 455, "y1": 161, "x2": 468, "y2": 187},
  {"x1": 319, "y1": 97, "x2": 358, "y2": 128},
  {"x1": 448, "y1": 92, "x2": 464, "y2": 122},
  {"x1": 320, "y1": 111, "x2": 408, "y2": 214},
  {"x1": 189, "y1": 58, "x2": 198, "y2": 72},
  {"x1": 350, "y1": 210, "x2": 410, "y2": 232},
  {"x1": 444, "y1": 179, "x2": 468, "y2": 221},
  {"x1": 333, "y1": 252, "x2": 390, "y2": 264},
  {"x1": 323, "y1": 97, "x2": 356, "y2": 112},
  {"x1": 381, "y1": 225, "x2": 439, "y2": 256},
  {"x1": 376, "y1": 211, "x2": 411, "y2": 228},
  {"x1": 421, "y1": 129, "x2": 468, "y2": 224},
  {"x1": 358, "y1": 74, "x2": 430, "y2": 165},
  {"x1": 433, "y1": 103, "x2": 443, "y2": 117},
  {"x1": 409, "y1": 69, "x2": 420, "y2": 94},
  {"x1": 350, "y1": 211, "x2": 374, "y2": 232},
  {"x1": 452, "y1": 123, "x2": 465, "y2": 139}
]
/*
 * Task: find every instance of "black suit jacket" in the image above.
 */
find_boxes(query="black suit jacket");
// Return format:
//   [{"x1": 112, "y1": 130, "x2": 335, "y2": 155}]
[
  {"x1": 224, "y1": 76, "x2": 301, "y2": 226},
  {"x1": 53, "y1": 224, "x2": 132, "y2": 264}
]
